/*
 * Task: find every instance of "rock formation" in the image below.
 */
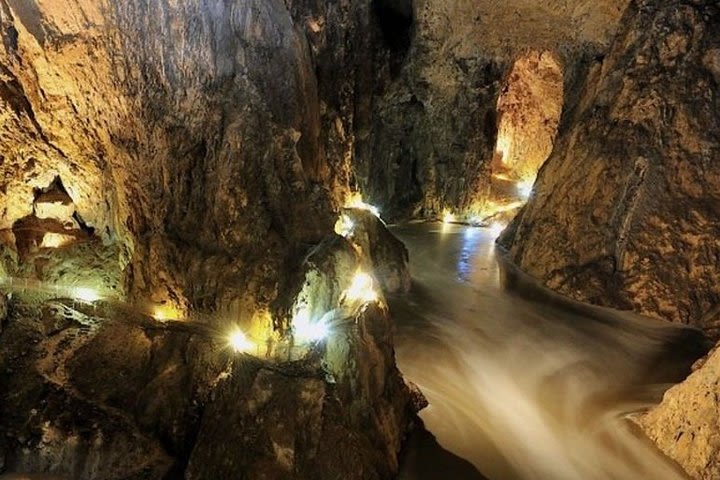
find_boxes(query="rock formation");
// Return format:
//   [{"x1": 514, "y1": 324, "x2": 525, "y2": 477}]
[
  {"x1": 493, "y1": 52, "x2": 564, "y2": 184},
  {"x1": 500, "y1": 0, "x2": 720, "y2": 334},
  {"x1": 356, "y1": 0, "x2": 629, "y2": 220},
  {"x1": 494, "y1": 1, "x2": 720, "y2": 477},
  {"x1": 341, "y1": 208, "x2": 411, "y2": 294},
  {"x1": 3, "y1": 0, "x2": 720, "y2": 478},
  {"x1": 0, "y1": 1, "x2": 416, "y2": 478},
  {"x1": 638, "y1": 346, "x2": 720, "y2": 480}
]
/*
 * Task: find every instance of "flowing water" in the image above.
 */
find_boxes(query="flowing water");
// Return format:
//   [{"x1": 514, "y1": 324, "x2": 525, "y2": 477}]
[
  {"x1": 0, "y1": 222, "x2": 709, "y2": 480},
  {"x1": 394, "y1": 222, "x2": 709, "y2": 480}
]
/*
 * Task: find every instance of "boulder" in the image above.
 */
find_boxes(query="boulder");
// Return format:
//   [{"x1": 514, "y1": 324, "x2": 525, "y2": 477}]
[
  {"x1": 638, "y1": 344, "x2": 720, "y2": 479},
  {"x1": 343, "y1": 209, "x2": 411, "y2": 294}
]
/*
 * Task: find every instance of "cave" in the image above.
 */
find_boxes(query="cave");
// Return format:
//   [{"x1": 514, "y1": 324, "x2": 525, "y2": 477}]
[
  {"x1": 492, "y1": 51, "x2": 564, "y2": 199},
  {"x1": 1, "y1": 1, "x2": 720, "y2": 479}
]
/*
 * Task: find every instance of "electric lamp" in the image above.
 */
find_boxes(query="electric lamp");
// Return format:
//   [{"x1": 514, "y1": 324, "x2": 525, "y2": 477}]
[
  {"x1": 152, "y1": 304, "x2": 183, "y2": 321},
  {"x1": 293, "y1": 307, "x2": 329, "y2": 343},
  {"x1": 345, "y1": 192, "x2": 380, "y2": 218},
  {"x1": 344, "y1": 271, "x2": 378, "y2": 304},
  {"x1": 227, "y1": 328, "x2": 254, "y2": 353},
  {"x1": 73, "y1": 287, "x2": 101, "y2": 303},
  {"x1": 489, "y1": 223, "x2": 505, "y2": 239},
  {"x1": 517, "y1": 179, "x2": 534, "y2": 199}
]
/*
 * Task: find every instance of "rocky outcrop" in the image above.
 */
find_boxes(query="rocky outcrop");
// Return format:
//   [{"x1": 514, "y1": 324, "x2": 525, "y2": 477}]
[
  {"x1": 0, "y1": 304, "x2": 182, "y2": 477},
  {"x1": 0, "y1": 1, "x2": 416, "y2": 478},
  {"x1": 0, "y1": 0, "x2": 348, "y2": 310},
  {"x1": 342, "y1": 209, "x2": 411, "y2": 294},
  {"x1": 494, "y1": 52, "x2": 564, "y2": 182},
  {"x1": 0, "y1": 229, "x2": 415, "y2": 478},
  {"x1": 500, "y1": 0, "x2": 720, "y2": 333},
  {"x1": 638, "y1": 344, "x2": 720, "y2": 479},
  {"x1": 187, "y1": 295, "x2": 412, "y2": 479}
]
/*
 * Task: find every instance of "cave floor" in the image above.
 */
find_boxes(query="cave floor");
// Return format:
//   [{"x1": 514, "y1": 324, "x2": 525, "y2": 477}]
[{"x1": 392, "y1": 222, "x2": 703, "y2": 480}]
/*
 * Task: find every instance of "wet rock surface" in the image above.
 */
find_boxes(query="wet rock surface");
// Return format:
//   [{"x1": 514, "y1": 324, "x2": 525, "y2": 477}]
[
  {"x1": 638, "y1": 343, "x2": 720, "y2": 480},
  {"x1": 500, "y1": 0, "x2": 720, "y2": 333}
]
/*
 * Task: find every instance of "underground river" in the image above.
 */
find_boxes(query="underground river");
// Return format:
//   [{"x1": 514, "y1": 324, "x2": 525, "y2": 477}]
[{"x1": 393, "y1": 222, "x2": 709, "y2": 480}]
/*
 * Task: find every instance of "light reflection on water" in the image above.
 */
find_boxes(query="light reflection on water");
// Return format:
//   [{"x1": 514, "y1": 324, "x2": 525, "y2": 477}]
[{"x1": 394, "y1": 222, "x2": 707, "y2": 480}]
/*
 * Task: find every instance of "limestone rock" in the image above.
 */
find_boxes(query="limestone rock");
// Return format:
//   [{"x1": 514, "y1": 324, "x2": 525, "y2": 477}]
[
  {"x1": 638, "y1": 344, "x2": 720, "y2": 479},
  {"x1": 0, "y1": 1, "x2": 415, "y2": 478},
  {"x1": 0, "y1": 0, "x2": 342, "y2": 310},
  {"x1": 0, "y1": 236, "x2": 414, "y2": 478},
  {"x1": 494, "y1": 51, "x2": 564, "y2": 182},
  {"x1": 500, "y1": 0, "x2": 720, "y2": 333},
  {"x1": 356, "y1": 0, "x2": 630, "y2": 219},
  {"x1": 186, "y1": 236, "x2": 413, "y2": 479},
  {"x1": 343, "y1": 209, "x2": 411, "y2": 294},
  {"x1": 0, "y1": 305, "x2": 186, "y2": 478}
]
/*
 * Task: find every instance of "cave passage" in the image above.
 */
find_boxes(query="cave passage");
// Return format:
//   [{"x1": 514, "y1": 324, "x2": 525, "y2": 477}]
[
  {"x1": 491, "y1": 52, "x2": 564, "y2": 201},
  {"x1": 392, "y1": 223, "x2": 708, "y2": 480},
  {"x1": 1, "y1": 0, "x2": 718, "y2": 478}
]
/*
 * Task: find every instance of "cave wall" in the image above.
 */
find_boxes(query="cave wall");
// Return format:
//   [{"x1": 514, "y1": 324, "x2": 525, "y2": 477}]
[
  {"x1": 355, "y1": 0, "x2": 630, "y2": 220},
  {"x1": 499, "y1": 0, "x2": 720, "y2": 333},
  {"x1": 0, "y1": 0, "x2": 385, "y2": 313},
  {"x1": 494, "y1": 51, "x2": 564, "y2": 183},
  {"x1": 0, "y1": 2, "x2": 420, "y2": 478}
]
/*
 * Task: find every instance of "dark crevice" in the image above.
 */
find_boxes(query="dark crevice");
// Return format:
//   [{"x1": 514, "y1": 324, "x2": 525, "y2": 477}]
[
  {"x1": 33, "y1": 175, "x2": 71, "y2": 202},
  {"x1": 73, "y1": 211, "x2": 96, "y2": 237},
  {"x1": 372, "y1": 0, "x2": 413, "y2": 63}
]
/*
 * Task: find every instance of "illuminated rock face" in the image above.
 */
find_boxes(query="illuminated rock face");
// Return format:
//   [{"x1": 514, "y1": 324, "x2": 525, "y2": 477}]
[
  {"x1": 0, "y1": 0, "x2": 348, "y2": 309},
  {"x1": 355, "y1": 0, "x2": 629, "y2": 219},
  {"x1": 187, "y1": 240, "x2": 411, "y2": 478},
  {"x1": 500, "y1": 0, "x2": 720, "y2": 333},
  {"x1": 0, "y1": 1, "x2": 415, "y2": 479},
  {"x1": 343, "y1": 209, "x2": 411, "y2": 294},
  {"x1": 638, "y1": 346, "x2": 720, "y2": 480},
  {"x1": 493, "y1": 52, "x2": 564, "y2": 183},
  {"x1": 0, "y1": 235, "x2": 413, "y2": 478}
]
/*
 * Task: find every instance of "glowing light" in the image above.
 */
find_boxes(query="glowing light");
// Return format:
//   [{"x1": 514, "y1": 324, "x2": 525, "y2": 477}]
[
  {"x1": 345, "y1": 192, "x2": 380, "y2": 217},
  {"x1": 73, "y1": 287, "x2": 101, "y2": 303},
  {"x1": 517, "y1": 178, "x2": 534, "y2": 199},
  {"x1": 495, "y1": 136, "x2": 511, "y2": 164},
  {"x1": 344, "y1": 271, "x2": 378, "y2": 304},
  {"x1": 152, "y1": 304, "x2": 182, "y2": 322},
  {"x1": 227, "y1": 328, "x2": 254, "y2": 353},
  {"x1": 40, "y1": 233, "x2": 73, "y2": 249},
  {"x1": 492, "y1": 173, "x2": 515, "y2": 182},
  {"x1": 443, "y1": 211, "x2": 456, "y2": 224},
  {"x1": 489, "y1": 222, "x2": 506, "y2": 239},
  {"x1": 334, "y1": 214, "x2": 354, "y2": 238},
  {"x1": 293, "y1": 307, "x2": 329, "y2": 343}
]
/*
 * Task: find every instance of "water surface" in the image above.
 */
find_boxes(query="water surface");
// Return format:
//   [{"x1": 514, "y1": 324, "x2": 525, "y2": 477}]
[{"x1": 394, "y1": 222, "x2": 706, "y2": 480}]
